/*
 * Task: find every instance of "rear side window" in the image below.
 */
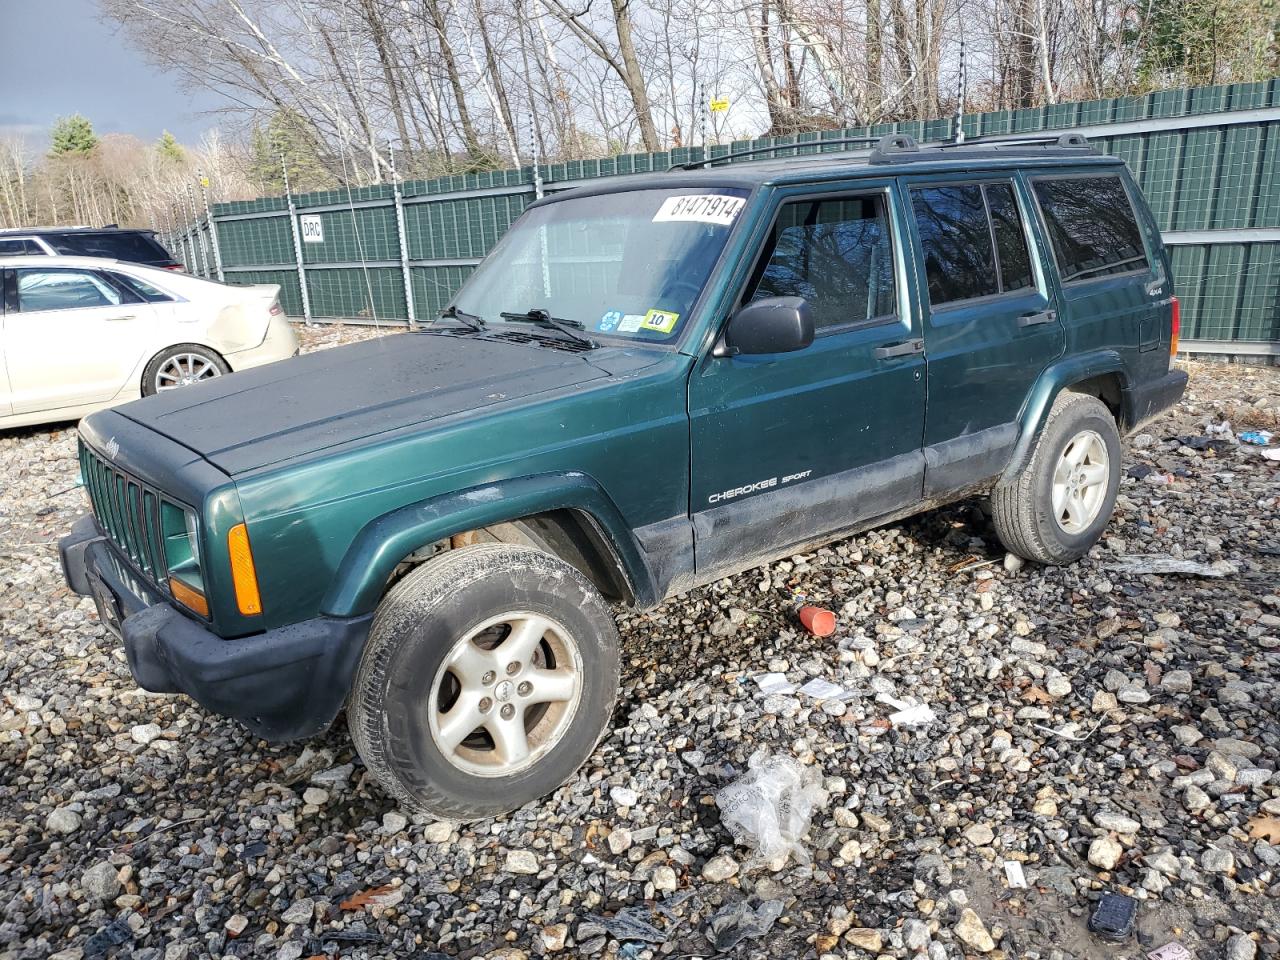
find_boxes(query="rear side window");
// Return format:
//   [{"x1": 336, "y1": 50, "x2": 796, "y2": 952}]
[
  {"x1": 111, "y1": 272, "x2": 174, "y2": 303},
  {"x1": 0, "y1": 238, "x2": 42, "y2": 256},
  {"x1": 912, "y1": 180, "x2": 1036, "y2": 306},
  {"x1": 46, "y1": 231, "x2": 174, "y2": 264},
  {"x1": 1032, "y1": 175, "x2": 1148, "y2": 282},
  {"x1": 747, "y1": 193, "x2": 897, "y2": 330},
  {"x1": 16, "y1": 269, "x2": 123, "y2": 311}
]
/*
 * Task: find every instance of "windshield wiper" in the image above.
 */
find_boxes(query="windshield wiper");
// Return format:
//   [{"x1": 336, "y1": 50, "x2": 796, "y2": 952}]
[
  {"x1": 498, "y1": 308, "x2": 597, "y2": 349},
  {"x1": 436, "y1": 304, "x2": 486, "y2": 332}
]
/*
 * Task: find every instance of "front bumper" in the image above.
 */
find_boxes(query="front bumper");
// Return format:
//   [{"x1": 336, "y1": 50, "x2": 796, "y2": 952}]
[
  {"x1": 1122, "y1": 367, "x2": 1189, "y2": 432},
  {"x1": 59, "y1": 515, "x2": 370, "y2": 742}
]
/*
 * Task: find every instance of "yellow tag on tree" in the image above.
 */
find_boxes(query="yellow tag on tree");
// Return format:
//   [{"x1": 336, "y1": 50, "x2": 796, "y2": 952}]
[{"x1": 709, "y1": 97, "x2": 730, "y2": 114}]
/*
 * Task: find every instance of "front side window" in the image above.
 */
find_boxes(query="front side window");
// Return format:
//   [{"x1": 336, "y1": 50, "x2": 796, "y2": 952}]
[
  {"x1": 746, "y1": 194, "x2": 897, "y2": 330},
  {"x1": 16, "y1": 269, "x2": 123, "y2": 312},
  {"x1": 451, "y1": 188, "x2": 749, "y2": 341},
  {"x1": 1032, "y1": 175, "x2": 1149, "y2": 283}
]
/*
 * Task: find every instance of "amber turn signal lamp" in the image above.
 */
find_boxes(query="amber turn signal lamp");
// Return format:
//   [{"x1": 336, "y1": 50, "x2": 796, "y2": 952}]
[
  {"x1": 227, "y1": 523, "x2": 263, "y2": 616},
  {"x1": 169, "y1": 577, "x2": 210, "y2": 617}
]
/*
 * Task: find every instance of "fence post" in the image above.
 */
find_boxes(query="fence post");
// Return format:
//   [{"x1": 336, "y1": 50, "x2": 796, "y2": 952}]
[
  {"x1": 171, "y1": 203, "x2": 190, "y2": 271},
  {"x1": 198, "y1": 171, "x2": 225, "y2": 282},
  {"x1": 186, "y1": 183, "x2": 211, "y2": 278},
  {"x1": 388, "y1": 144, "x2": 416, "y2": 324},
  {"x1": 281, "y1": 155, "x2": 313, "y2": 323}
]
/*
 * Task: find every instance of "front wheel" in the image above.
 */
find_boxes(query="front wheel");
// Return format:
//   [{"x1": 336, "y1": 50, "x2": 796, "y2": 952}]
[
  {"x1": 348, "y1": 543, "x2": 620, "y2": 820},
  {"x1": 991, "y1": 392, "x2": 1122, "y2": 565}
]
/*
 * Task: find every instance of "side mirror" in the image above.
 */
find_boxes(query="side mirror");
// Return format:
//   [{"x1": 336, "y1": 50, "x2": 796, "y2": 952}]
[{"x1": 718, "y1": 296, "x2": 814, "y2": 357}]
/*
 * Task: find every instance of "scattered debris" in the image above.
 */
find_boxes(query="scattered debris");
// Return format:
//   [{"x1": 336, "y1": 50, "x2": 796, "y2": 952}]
[
  {"x1": 1003, "y1": 860, "x2": 1028, "y2": 889},
  {"x1": 716, "y1": 750, "x2": 826, "y2": 866},
  {"x1": 875, "y1": 692, "x2": 937, "y2": 727},
  {"x1": 798, "y1": 677, "x2": 849, "y2": 700},
  {"x1": 1239, "y1": 430, "x2": 1273, "y2": 445},
  {"x1": 591, "y1": 905, "x2": 668, "y2": 944},
  {"x1": 1246, "y1": 815, "x2": 1280, "y2": 843},
  {"x1": 1106, "y1": 555, "x2": 1236, "y2": 578},
  {"x1": 798, "y1": 604, "x2": 836, "y2": 636},
  {"x1": 753, "y1": 672, "x2": 796, "y2": 696},
  {"x1": 1087, "y1": 892, "x2": 1138, "y2": 942},
  {"x1": 706, "y1": 898, "x2": 785, "y2": 950},
  {"x1": 84, "y1": 919, "x2": 133, "y2": 958},
  {"x1": 1148, "y1": 942, "x2": 1193, "y2": 960}
]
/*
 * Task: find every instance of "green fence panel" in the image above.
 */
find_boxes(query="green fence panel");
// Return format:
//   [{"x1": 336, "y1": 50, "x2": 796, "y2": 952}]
[{"x1": 208, "y1": 81, "x2": 1280, "y2": 348}]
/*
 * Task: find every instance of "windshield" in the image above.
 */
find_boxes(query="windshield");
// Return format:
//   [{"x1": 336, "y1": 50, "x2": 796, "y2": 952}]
[{"x1": 450, "y1": 187, "x2": 750, "y2": 342}]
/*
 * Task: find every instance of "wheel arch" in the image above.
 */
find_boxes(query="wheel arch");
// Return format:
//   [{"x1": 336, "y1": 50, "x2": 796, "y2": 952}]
[
  {"x1": 140, "y1": 341, "x2": 230, "y2": 395},
  {"x1": 1001, "y1": 352, "x2": 1130, "y2": 485},
  {"x1": 320, "y1": 473, "x2": 656, "y2": 618}
]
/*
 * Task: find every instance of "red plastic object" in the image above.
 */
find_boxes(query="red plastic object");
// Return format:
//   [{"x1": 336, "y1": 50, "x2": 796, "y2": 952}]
[{"x1": 798, "y1": 605, "x2": 836, "y2": 637}]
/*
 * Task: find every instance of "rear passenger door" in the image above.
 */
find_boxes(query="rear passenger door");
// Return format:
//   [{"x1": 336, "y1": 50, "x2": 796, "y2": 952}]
[
  {"x1": 1028, "y1": 171, "x2": 1161, "y2": 360},
  {"x1": 905, "y1": 177, "x2": 1064, "y2": 497}
]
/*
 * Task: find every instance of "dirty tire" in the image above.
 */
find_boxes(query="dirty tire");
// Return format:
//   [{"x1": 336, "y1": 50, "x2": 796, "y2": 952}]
[
  {"x1": 348, "y1": 543, "x2": 620, "y2": 821},
  {"x1": 141, "y1": 343, "x2": 229, "y2": 397},
  {"x1": 991, "y1": 392, "x2": 1121, "y2": 565}
]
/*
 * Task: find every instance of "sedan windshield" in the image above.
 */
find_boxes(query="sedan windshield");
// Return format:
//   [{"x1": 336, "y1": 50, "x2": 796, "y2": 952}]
[{"x1": 450, "y1": 187, "x2": 750, "y2": 342}]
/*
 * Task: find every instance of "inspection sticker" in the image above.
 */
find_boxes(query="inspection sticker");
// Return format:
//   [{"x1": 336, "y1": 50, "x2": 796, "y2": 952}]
[
  {"x1": 617, "y1": 314, "x2": 646, "y2": 333},
  {"x1": 641, "y1": 309, "x2": 680, "y2": 333},
  {"x1": 652, "y1": 193, "x2": 745, "y2": 225}
]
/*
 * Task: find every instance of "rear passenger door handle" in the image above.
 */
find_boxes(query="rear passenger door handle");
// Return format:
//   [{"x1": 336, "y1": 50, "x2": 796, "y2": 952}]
[
  {"x1": 1017, "y1": 309, "x2": 1057, "y2": 327},
  {"x1": 874, "y1": 338, "x2": 925, "y2": 360}
]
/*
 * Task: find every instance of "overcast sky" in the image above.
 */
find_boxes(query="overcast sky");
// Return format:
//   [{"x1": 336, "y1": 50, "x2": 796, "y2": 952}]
[{"x1": 0, "y1": 0, "x2": 227, "y2": 146}]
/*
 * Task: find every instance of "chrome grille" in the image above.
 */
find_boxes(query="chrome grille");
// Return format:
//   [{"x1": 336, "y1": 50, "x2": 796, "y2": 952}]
[{"x1": 79, "y1": 441, "x2": 167, "y2": 584}]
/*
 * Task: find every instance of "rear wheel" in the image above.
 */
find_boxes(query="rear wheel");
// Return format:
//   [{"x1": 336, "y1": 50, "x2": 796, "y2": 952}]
[
  {"x1": 142, "y1": 343, "x2": 229, "y2": 396},
  {"x1": 991, "y1": 392, "x2": 1121, "y2": 565},
  {"x1": 348, "y1": 543, "x2": 620, "y2": 820}
]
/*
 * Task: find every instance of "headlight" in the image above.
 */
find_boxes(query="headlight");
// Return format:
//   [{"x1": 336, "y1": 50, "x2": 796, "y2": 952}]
[{"x1": 162, "y1": 502, "x2": 208, "y2": 617}]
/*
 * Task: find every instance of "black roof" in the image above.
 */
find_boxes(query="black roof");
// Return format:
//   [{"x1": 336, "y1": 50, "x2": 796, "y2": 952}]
[{"x1": 0, "y1": 225, "x2": 158, "y2": 236}]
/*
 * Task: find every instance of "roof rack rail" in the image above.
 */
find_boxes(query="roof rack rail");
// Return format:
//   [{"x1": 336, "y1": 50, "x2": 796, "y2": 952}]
[
  {"x1": 870, "y1": 131, "x2": 1094, "y2": 163},
  {"x1": 669, "y1": 134, "x2": 906, "y2": 171}
]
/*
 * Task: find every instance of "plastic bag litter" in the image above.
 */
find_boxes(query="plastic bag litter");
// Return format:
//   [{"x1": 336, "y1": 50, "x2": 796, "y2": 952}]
[
  {"x1": 1240, "y1": 430, "x2": 1273, "y2": 446},
  {"x1": 715, "y1": 750, "x2": 826, "y2": 867},
  {"x1": 1107, "y1": 555, "x2": 1236, "y2": 578},
  {"x1": 706, "y1": 898, "x2": 785, "y2": 950},
  {"x1": 590, "y1": 906, "x2": 667, "y2": 943}
]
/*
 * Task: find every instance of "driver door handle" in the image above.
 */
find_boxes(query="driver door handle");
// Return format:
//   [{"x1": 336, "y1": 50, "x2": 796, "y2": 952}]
[
  {"x1": 1017, "y1": 309, "x2": 1057, "y2": 327},
  {"x1": 874, "y1": 338, "x2": 924, "y2": 360},
  {"x1": 105, "y1": 314, "x2": 136, "y2": 322}
]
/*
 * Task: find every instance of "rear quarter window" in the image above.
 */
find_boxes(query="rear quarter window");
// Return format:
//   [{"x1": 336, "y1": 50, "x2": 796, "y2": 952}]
[
  {"x1": 1032, "y1": 175, "x2": 1149, "y2": 283},
  {"x1": 46, "y1": 231, "x2": 175, "y2": 264}
]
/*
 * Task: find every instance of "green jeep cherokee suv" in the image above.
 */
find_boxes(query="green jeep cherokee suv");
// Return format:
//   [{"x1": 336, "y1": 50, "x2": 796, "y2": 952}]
[{"x1": 60, "y1": 134, "x2": 1187, "y2": 819}]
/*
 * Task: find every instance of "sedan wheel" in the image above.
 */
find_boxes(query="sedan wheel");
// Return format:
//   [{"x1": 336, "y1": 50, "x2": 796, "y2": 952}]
[{"x1": 155, "y1": 353, "x2": 222, "y2": 391}]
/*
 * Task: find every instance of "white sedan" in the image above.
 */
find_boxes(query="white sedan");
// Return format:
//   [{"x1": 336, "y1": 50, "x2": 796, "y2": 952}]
[{"x1": 0, "y1": 255, "x2": 298, "y2": 429}]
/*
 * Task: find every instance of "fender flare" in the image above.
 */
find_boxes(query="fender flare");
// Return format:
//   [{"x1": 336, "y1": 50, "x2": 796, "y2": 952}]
[
  {"x1": 320, "y1": 472, "x2": 656, "y2": 617},
  {"x1": 1000, "y1": 350, "x2": 1130, "y2": 485}
]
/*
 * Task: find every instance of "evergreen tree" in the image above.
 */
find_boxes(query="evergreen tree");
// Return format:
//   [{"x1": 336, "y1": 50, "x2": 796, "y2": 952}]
[
  {"x1": 249, "y1": 109, "x2": 332, "y2": 194},
  {"x1": 156, "y1": 131, "x2": 185, "y2": 163},
  {"x1": 49, "y1": 114, "x2": 98, "y2": 158}
]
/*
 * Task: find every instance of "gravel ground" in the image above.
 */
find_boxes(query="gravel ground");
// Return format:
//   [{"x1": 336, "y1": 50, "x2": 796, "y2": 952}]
[{"x1": 1, "y1": 323, "x2": 1278, "y2": 960}]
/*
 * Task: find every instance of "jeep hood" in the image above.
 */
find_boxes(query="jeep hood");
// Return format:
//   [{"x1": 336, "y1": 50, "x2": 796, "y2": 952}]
[{"x1": 119, "y1": 332, "x2": 609, "y2": 475}]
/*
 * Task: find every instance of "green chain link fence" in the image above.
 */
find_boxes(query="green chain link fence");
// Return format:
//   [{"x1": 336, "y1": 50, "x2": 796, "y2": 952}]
[{"x1": 167, "y1": 80, "x2": 1280, "y2": 357}]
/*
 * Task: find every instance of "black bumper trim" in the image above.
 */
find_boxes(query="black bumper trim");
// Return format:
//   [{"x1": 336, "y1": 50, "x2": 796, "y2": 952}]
[
  {"x1": 59, "y1": 515, "x2": 371, "y2": 743},
  {"x1": 1122, "y1": 367, "x2": 1189, "y2": 432}
]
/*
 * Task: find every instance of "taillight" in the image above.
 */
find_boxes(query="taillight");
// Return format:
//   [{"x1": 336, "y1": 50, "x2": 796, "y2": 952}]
[
  {"x1": 1170, "y1": 296, "x2": 1180, "y2": 358},
  {"x1": 269, "y1": 301, "x2": 283, "y2": 317}
]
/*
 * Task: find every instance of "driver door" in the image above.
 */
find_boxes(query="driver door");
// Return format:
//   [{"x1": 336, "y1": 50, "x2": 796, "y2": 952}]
[{"x1": 688, "y1": 182, "x2": 928, "y2": 579}]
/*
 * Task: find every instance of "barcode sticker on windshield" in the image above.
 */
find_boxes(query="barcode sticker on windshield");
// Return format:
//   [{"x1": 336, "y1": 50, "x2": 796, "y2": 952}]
[{"x1": 653, "y1": 194, "x2": 745, "y2": 226}]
